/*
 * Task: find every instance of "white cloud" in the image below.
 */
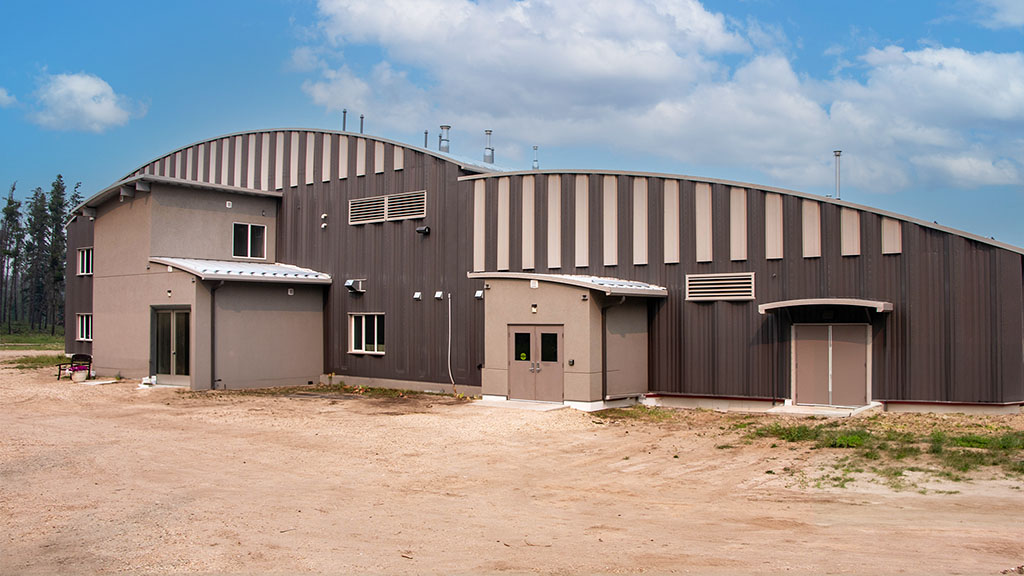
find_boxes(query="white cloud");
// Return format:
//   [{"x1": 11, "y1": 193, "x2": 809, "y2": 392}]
[
  {"x1": 31, "y1": 72, "x2": 143, "y2": 132},
  {"x1": 0, "y1": 87, "x2": 15, "y2": 108},
  {"x1": 300, "y1": 0, "x2": 1024, "y2": 193},
  {"x1": 976, "y1": 0, "x2": 1024, "y2": 29}
]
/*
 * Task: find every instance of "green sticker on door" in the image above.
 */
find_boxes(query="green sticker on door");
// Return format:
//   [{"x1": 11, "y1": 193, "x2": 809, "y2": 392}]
[{"x1": 520, "y1": 352, "x2": 527, "y2": 360}]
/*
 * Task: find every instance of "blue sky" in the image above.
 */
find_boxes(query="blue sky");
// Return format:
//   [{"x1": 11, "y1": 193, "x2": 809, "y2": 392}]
[{"x1": 1, "y1": 0, "x2": 1022, "y2": 246}]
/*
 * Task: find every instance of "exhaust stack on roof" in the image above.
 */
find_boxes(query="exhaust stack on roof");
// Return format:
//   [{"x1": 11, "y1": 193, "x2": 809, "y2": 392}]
[
  {"x1": 834, "y1": 150, "x2": 842, "y2": 200},
  {"x1": 439, "y1": 125, "x2": 451, "y2": 153},
  {"x1": 532, "y1": 146, "x2": 539, "y2": 170},
  {"x1": 360, "y1": 114, "x2": 365, "y2": 134},
  {"x1": 483, "y1": 130, "x2": 494, "y2": 163}
]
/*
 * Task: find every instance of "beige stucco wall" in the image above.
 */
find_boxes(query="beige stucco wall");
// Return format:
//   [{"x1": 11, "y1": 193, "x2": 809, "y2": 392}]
[
  {"x1": 213, "y1": 283, "x2": 324, "y2": 390},
  {"x1": 149, "y1": 184, "x2": 278, "y2": 261},
  {"x1": 481, "y1": 279, "x2": 602, "y2": 402},
  {"x1": 91, "y1": 184, "x2": 278, "y2": 386}
]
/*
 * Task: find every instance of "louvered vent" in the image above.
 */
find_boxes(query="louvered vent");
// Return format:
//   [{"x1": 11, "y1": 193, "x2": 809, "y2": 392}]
[
  {"x1": 349, "y1": 190, "x2": 426, "y2": 225},
  {"x1": 386, "y1": 190, "x2": 426, "y2": 220},
  {"x1": 349, "y1": 196, "x2": 386, "y2": 224},
  {"x1": 685, "y1": 272, "x2": 755, "y2": 301}
]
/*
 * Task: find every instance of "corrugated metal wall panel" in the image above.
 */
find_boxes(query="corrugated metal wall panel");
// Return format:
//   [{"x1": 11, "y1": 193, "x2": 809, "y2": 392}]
[{"x1": 64, "y1": 217, "x2": 94, "y2": 356}]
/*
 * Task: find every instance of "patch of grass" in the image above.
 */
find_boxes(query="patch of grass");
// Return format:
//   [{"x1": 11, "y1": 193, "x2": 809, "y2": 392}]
[
  {"x1": 597, "y1": 405, "x2": 676, "y2": 423},
  {"x1": 818, "y1": 428, "x2": 871, "y2": 448},
  {"x1": 752, "y1": 423, "x2": 820, "y2": 443},
  {"x1": 885, "y1": 444, "x2": 922, "y2": 460},
  {"x1": 2, "y1": 354, "x2": 68, "y2": 370},
  {"x1": 0, "y1": 325, "x2": 65, "y2": 350},
  {"x1": 940, "y1": 449, "x2": 991, "y2": 472}
]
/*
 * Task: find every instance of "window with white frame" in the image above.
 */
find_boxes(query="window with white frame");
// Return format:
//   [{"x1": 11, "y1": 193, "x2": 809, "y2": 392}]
[
  {"x1": 77, "y1": 247, "x2": 94, "y2": 276},
  {"x1": 349, "y1": 313, "x2": 385, "y2": 354},
  {"x1": 232, "y1": 223, "x2": 266, "y2": 259},
  {"x1": 76, "y1": 314, "x2": 93, "y2": 341}
]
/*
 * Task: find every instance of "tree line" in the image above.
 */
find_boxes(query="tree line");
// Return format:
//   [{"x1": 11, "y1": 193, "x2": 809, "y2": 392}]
[{"x1": 0, "y1": 176, "x2": 82, "y2": 335}]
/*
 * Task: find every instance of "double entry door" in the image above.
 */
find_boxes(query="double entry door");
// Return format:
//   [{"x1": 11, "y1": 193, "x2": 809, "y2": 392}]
[
  {"x1": 793, "y1": 324, "x2": 868, "y2": 407},
  {"x1": 154, "y1": 309, "x2": 190, "y2": 385},
  {"x1": 508, "y1": 325, "x2": 563, "y2": 403}
]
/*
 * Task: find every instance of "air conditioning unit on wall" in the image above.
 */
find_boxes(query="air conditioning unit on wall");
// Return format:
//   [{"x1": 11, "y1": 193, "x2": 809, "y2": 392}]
[{"x1": 344, "y1": 279, "x2": 366, "y2": 293}]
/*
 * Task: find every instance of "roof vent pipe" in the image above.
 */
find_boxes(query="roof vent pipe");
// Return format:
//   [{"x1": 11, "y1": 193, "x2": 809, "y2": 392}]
[
  {"x1": 360, "y1": 114, "x2": 365, "y2": 134},
  {"x1": 439, "y1": 125, "x2": 451, "y2": 153},
  {"x1": 834, "y1": 150, "x2": 841, "y2": 200},
  {"x1": 483, "y1": 130, "x2": 494, "y2": 163},
  {"x1": 424, "y1": 130, "x2": 429, "y2": 148},
  {"x1": 342, "y1": 109, "x2": 347, "y2": 131},
  {"x1": 532, "y1": 146, "x2": 539, "y2": 170}
]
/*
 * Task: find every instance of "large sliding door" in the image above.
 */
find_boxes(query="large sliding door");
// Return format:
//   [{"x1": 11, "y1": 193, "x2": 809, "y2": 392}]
[{"x1": 793, "y1": 324, "x2": 868, "y2": 407}]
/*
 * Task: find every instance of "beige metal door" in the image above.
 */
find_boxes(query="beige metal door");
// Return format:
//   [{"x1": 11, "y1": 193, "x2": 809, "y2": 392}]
[
  {"x1": 831, "y1": 325, "x2": 868, "y2": 407},
  {"x1": 793, "y1": 324, "x2": 868, "y2": 407},
  {"x1": 507, "y1": 325, "x2": 563, "y2": 402}
]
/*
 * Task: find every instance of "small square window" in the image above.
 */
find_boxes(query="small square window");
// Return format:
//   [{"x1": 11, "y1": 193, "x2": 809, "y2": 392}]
[
  {"x1": 349, "y1": 313, "x2": 385, "y2": 355},
  {"x1": 233, "y1": 223, "x2": 266, "y2": 259},
  {"x1": 77, "y1": 247, "x2": 94, "y2": 276}
]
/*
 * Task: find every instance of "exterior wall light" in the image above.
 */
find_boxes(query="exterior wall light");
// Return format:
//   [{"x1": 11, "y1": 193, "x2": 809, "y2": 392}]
[
  {"x1": 434, "y1": 291, "x2": 444, "y2": 300},
  {"x1": 413, "y1": 292, "x2": 422, "y2": 300},
  {"x1": 474, "y1": 290, "x2": 484, "y2": 299},
  {"x1": 416, "y1": 226, "x2": 430, "y2": 235}
]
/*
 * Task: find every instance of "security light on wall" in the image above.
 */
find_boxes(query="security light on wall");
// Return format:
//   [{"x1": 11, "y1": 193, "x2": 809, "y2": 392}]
[
  {"x1": 416, "y1": 226, "x2": 430, "y2": 235},
  {"x1": 413, "y1": 292, "x2": 422, "y2": 301},
  {"x1": 474, "y1": 290, "x2": 484, "y2": 299},
  {"x1": 321, "y1": 222, "x2": 328, "y2": 229},
  {"x1": 434, "y1": 291, "x2": 444, "y2": 300}
]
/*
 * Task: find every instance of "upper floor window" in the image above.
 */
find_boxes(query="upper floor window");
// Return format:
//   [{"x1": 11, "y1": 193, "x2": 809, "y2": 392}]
[
  {"x1": 77, "y1": 247, "x2": 94, "y2": 276},
  {"x1": 233, "y1": 223, "x2": 266, "y2": 259}
]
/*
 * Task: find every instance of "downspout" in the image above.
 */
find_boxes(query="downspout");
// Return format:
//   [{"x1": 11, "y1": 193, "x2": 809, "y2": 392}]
[
  {"x1": 210, "y1": 280, "x2": 225, "y2": 390},
  {"x1": 601, "y1": 295, "x2": 626, "y2": 400}
]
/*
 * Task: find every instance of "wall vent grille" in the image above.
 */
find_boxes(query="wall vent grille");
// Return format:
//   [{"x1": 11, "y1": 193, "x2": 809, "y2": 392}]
[
  {"x1": 349, "y1": 190, "x2": 426, "y2": 225},
  {"x1": 685, "y1": 272, "x2": 755, "y2": 301}
]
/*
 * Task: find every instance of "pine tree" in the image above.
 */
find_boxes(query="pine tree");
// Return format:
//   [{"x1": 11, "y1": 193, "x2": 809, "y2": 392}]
[
  {"x1": 47, "y1": 175, "x2": 68, "y2": 335},
  {"x1": 24, "y1": 187, "x2": 49, "y2": 330},
  {"x1": 0, "y1": 182, "x2": 23, "y2": 329}
]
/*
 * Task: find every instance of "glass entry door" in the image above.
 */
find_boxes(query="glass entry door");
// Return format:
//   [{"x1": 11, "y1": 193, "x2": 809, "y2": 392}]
[
  {"x1": 155, "y1": 309, "x2": 190, "y2": 385},
  {"x1": 507, "y1": 325, "x2": 563, "y2": 402}
]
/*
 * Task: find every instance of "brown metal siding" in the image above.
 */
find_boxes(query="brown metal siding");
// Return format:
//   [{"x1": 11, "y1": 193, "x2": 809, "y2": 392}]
[
  {"x1": 64, "y1": 216, "x2": 93, "y2": 356},
  {"x1": 465, "y1": 171, "x2": 1024, "y2": 404},
  {"x1": 276, "y1": 138, "x2": 483, "y2": 387}
]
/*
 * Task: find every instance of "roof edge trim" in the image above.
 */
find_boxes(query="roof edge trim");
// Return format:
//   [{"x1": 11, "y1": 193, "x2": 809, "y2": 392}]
[{"x1": 468, "y1": 271, "x2": 668, "y2": 297}]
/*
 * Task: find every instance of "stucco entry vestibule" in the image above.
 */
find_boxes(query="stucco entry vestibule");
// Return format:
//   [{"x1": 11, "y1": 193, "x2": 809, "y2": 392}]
[{"x1": 470, "y1": 273, "x2": 667, "y2": 410}]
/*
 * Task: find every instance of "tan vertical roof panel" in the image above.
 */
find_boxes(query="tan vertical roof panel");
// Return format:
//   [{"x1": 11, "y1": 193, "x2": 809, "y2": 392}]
[
  {"x1": 321, "y1": 134, "x2": 332, "y2": 182},
  {"x1": 473, "y1": 180, "x2": 486, "y2": 272},
  {"x1": 198, "y1": 143, "x2": 206, "y2": 183},
  {"x1": 765, "y1": 192, "x2": 783, "y2": 259},
  {"x1": 233, "y1": 136, "x2": 243, "y2": 186},
  {"x1": 664, "y1": 179, "x2": 680, "y2": 264},
  {"x1": 356, "y1": 138, "x2": 366, "y2": 177},
  {"x1": 174, "y1": 151, "x2": 183, "y2": 179},
  {"x1": 337, "y1": 136, "x2": 348, "y2": 179},
  {"x1": 882, "y1": 217, "x2": 902, "y2": 254},
  {"x1": 633, "y1": 177, "x2": 648, "y2": 265},
  {"x1": 603, "y1": 175, "x2": 618, "y2": 266},
  {"x1": 695, "y1": 182, "x2": 713, "y2": 262},
  {"x1": 374, "y1": 141, "x2": 385, "y2": 174},
  {"x1": 802, "y1": 199, "x2": 821, "y2": 258},
  {"x1": 289, "y1": 132, "x2": 300, "y2": 188},
  {"x1": 186, "y1": 147, "x2": 194, "y2": 181},
  {"x1": 259, "y1": 133, "x2": 269, "y2": 190},
  {"x1": 522, "y1": 175, "x2": 535, "y2": 270},
  {"x1": 547, "y1": 175, "x2": 561, "y2": 269},
  {"x1": 730, "y1": 187, "x2": 747, "y2": 261},
  {"x1": 497, "y1": 177, "x2": 510, "y2": 271},
  {"x1": 393, "y1": 146, "x2": 404, "y2": 171},
  {"x1": 841, "y1": 207, "x2": 861, "y2": 256},
  {"x1": 247, "y1": 134, "x2": 256, "y2": 188},
  {"x1": 305, "y1": 132, "x2": 315, "y2": 185},
  {"x1": 274, "y1": 132, "x2": 284, "y2": 190},
  {"x1": 575, "y1": 175, "x2": 589, "y2": 268},
  {"x1": 221, "y1": 137, "x2": 230, "y2": 185}
]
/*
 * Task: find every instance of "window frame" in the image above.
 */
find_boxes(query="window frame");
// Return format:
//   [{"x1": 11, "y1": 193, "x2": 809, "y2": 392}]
[
  {"x1": 76, "y1": 313, "x2": 93, "y2": 342},
  {"x1": 232, "y1": 222, "x2": 267, "y2": 260},
  {"x1": 348, "y1": 313, "x2": 385, "y2": 355},
  {"x1": 77, "y1": 247, "x2": 94, "y2": 276}
]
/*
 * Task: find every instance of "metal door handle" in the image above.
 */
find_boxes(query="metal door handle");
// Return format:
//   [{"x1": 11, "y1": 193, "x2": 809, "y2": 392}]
[{"x1": 535, "y1": 363, "x2": 541, "y2": 372}]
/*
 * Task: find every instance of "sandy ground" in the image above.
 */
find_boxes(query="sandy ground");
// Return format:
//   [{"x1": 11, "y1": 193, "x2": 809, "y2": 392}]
[{"x1": 2, "y1": 352, "x2": 1023, "y2": 575}]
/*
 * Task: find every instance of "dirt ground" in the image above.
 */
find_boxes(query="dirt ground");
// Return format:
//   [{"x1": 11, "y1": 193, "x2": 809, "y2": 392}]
[{"x1": 2, "y1": 353, "x2": 1023, "y2": 575}]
